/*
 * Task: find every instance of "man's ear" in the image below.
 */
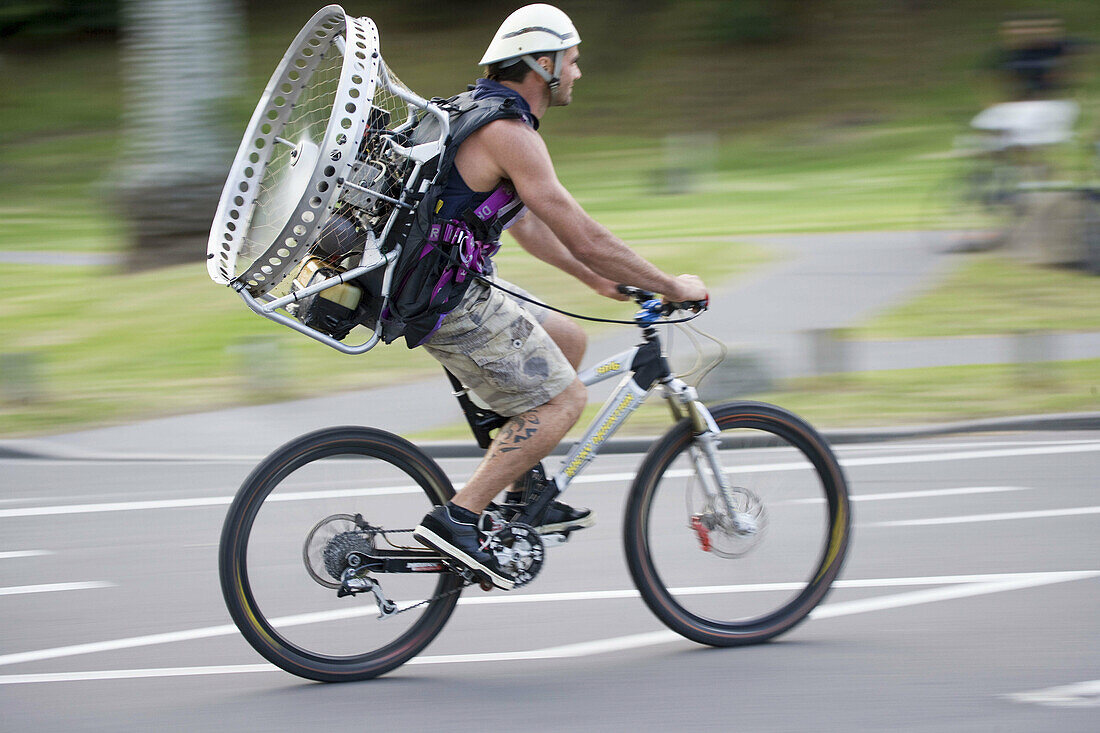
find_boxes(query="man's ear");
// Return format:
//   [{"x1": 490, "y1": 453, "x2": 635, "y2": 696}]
[{"x1": 538, "y1": 55, "x2": 554, "y2": 74}]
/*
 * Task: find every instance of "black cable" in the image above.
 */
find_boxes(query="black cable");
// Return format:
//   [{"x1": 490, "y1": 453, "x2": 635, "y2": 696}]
[{"x1": 474, "y1": 273, "x2": 705, "y2": 325}]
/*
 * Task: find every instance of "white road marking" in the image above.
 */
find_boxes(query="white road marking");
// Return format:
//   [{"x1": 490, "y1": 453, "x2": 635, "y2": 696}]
[
  {"x1": 0, "y1": 664, "x2": 276, "y2": 685},
  {"x1": 0, "y1": 550, "x2": 52, "y2": 560},
  {"x1": 867, "y1": 505, "x2": 1100, "y2": 527},
  {"x1": 786, "y1": 486, "x2": 1027, "y2": 505},
  {"x1": 851, "y1": 486, "x2": 1026, "y2": 501},
  {"x1": 0, "y1": 581, "x2": 114, "y2": 597},
  {"x1": 809, "y1": 571, "x2": 1099, "y2": 619},
  {"x1": 0, "y1": 570, "x2": 1095, "y2": 681},
  {"x1": 836, "y1": 438, "x2": 1100, "y2": 451},
  {"x1": 839, "y1": 442, "x2": 1100, "y2": 468},
  {"x1": 0, "y1": 484, "x2": 421, "y2": 519},
  {"x1": 3, "y1": 441, "x2": 1098, "y2": 519},
  {"x1": 1005, "y1": 679, "x2": 1100, "y2": 708}
]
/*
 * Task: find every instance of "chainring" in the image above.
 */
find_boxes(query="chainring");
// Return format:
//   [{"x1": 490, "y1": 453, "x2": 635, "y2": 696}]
[{"x1": 491, "y1": 522, "x2": 545, "y2": 588}]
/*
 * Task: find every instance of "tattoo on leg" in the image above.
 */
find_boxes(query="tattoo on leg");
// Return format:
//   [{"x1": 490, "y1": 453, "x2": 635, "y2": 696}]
[{"x1": 495, "y1": 411, "x2": 541, "y2": 454}]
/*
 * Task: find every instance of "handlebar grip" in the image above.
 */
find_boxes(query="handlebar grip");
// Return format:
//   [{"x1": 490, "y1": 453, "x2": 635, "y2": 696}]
[
  {"x1": 618, "y1": 284, "x2": 708, "y2": 314},
  {"x1": 663, "y1": 296, "x2": 709, "y2": 315}
]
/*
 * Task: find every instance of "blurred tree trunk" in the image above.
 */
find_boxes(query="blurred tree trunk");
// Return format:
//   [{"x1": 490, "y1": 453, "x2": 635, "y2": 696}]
[{"x1": 115, "y1": 0, "x2": 243, "y2": 271}]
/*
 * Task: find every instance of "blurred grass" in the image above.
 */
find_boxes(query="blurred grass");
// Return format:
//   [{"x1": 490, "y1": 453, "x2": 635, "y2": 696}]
[
  {"x1": 0, "y1": 237, "x2": 764, "y2": 436},
  {"x1": 1, "y1": 0, "x2": 1099, "y2": 435},
  {"x1": 857, "y1": 254, "x2": 1100, "y2": 338},
  {"x1": 753, "y1": 359, "x2": 1100, "y2": 427},
  {"x1": 410, "y1": 359, "x2": 1100, "y2": 440}
]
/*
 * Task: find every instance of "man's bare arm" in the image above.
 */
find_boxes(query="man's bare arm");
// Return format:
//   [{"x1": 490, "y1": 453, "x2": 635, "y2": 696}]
[
  {"x1": 508, "y1": 213, "x2": 625, "y2": 299},
  {"x1": 484, "y1": 120, "x2": 706, "y2": 302}
]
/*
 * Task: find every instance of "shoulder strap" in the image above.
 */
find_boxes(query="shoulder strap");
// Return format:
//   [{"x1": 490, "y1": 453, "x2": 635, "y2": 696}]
[{"x1": 436, "y1": 91, "x2": 532, "y2": 175}]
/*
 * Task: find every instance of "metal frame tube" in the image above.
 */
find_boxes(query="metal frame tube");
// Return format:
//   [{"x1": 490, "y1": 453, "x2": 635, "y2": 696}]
[{"x1": 237, "y1": 285, "x2": 385, "y2": 354}]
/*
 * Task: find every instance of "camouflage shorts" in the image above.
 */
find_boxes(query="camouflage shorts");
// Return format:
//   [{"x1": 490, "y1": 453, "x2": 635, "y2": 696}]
[{"x1": 422, "y1": 277, "x2": 575, "y2": 417}]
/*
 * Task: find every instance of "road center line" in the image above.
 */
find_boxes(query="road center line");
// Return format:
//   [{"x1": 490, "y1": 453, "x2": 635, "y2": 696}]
[
  {"x1": 3, "y1": 442, "x2": 1097, "y2": 520},
  {"x1": 0, "y1": 570, "x2": 1095, "y2": 685}
]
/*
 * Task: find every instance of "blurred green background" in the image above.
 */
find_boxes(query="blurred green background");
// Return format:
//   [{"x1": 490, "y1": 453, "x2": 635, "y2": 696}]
[{"x1": 1, "y1": 0, "x2": 1099, "y2": 437}]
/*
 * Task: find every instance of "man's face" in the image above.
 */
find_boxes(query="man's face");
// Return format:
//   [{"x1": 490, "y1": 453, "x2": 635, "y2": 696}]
[{"x1": 549, "y1": 46, "x2": 581, "y2": 107}]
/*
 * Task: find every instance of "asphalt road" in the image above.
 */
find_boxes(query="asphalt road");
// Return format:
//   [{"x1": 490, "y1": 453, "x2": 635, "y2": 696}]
[{"x1": 2, "y1": 431, "x2": 1099, "y2": 732}]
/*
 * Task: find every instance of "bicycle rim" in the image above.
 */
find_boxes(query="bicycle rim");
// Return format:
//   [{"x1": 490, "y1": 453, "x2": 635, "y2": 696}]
[
  {"x1": 219, "y1": 426, "x2": 462, "y2": 681},
  {"x1": 625, "y1": 402, "x2": 850, "y2": 646}
]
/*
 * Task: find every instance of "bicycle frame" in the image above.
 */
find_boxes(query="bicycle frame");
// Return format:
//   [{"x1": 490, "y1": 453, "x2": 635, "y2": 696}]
[{"x1": 450, "y1": 313, "x2": 739, "y2": 530}]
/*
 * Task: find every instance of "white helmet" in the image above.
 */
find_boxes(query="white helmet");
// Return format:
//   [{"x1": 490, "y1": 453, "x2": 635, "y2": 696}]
[{"x1": 479, "y1": 4, "x2": 580, "y2": 91}]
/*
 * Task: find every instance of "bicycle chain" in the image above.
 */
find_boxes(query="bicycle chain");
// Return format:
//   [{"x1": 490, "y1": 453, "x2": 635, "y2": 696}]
[{"x1": 389, "y1": 579, "x2": 473, "y2": 616}]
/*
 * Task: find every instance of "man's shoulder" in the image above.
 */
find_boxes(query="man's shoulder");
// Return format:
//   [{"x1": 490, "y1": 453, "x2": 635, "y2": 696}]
[{"x1": 469, "y1": 117, "x2": 543, "y2": 152}]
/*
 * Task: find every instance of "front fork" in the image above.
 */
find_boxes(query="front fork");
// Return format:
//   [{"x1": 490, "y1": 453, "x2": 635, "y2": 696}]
[{"x1": 662, "y1": 380, "x2": 750, "y2": 531}]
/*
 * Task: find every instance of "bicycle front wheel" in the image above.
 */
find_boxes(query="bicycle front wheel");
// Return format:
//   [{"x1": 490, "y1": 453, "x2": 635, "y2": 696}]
[
  {"x1": 219, "y1": 426, "x2": 462, "y2": 682},
  {"x1": 624, "y1": 401, "x2": 850, "y2": 646}
]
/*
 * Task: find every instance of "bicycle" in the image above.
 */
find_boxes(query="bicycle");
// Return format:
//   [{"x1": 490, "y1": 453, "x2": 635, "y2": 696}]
[
  {"x1": 218, "y1": 286, "x2": 852, "y2": 682},
  {"x1": 925, "y1": 100, "x2": 1081, "y2": 252},
  {"x1": 207, "y1": 7, "x2": 850, "y2": 682}
]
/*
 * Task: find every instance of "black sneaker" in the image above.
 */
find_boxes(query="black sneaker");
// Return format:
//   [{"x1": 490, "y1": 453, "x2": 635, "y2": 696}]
[
  {"x1": 413, "y1": 506, "x2": 515, "y2": 590},
  {"x1": 501, "y1": 499, "x2": 595, "y2": 534},
  {"x1": 536, "y1": 501, "x2": 595, "y2": 534},
  {"x1": 506, "y1": 464, "x2": 595, "y2": 534}
]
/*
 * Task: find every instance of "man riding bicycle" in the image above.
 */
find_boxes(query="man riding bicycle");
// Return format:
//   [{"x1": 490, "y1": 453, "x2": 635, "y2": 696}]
[{"x1": 412, "y1": 3, "x2": 708, "y2": 589}]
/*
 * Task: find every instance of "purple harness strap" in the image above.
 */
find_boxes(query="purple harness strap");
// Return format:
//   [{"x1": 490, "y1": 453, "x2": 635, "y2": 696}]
[
  {"x1": 398, "y1": 185, "x2": 521, "y2": 345},
  {"x1": 474, "y1": 185, "x2": 517, "y2": 222}
]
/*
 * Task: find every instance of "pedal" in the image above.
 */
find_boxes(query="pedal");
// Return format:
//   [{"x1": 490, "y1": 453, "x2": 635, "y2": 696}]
[{"x1": 539, "y1": 532, "x2": 570, "y2": 547}]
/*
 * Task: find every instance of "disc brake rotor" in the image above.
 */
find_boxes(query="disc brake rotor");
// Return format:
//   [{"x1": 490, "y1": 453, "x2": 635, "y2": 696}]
[{"x1": 691, "y1": 488, "x2": 768, "y2": 559}]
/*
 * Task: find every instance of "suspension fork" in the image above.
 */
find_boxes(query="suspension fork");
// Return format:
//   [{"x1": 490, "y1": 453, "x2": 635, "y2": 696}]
[{"x1": 661, "y1": 379, "x2": 740, "y2": 519}]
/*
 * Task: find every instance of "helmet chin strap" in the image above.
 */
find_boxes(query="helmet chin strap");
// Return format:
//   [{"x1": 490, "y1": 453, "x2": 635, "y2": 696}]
[{"x1": 520, "y1": 51, "x2": 563, "y2": 93}]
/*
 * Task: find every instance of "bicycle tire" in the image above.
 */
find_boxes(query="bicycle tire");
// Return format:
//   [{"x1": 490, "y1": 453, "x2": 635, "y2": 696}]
[
  {"x1": 624, "y1": 401, "x2": 850, "y2": 647},
  {"x1": 219, "y1": 426, "x2": 462, "y2": 682}
]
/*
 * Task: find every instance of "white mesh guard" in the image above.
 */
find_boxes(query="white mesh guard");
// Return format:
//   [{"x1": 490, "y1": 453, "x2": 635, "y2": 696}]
[{"x1": 206, "y1": 5, "x2": 381, "y2": 294}]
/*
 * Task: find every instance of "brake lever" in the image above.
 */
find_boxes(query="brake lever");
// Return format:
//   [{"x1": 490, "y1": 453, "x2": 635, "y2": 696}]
[{"x1": 617, "y1": 284, "x2": 707, "y2": 314}]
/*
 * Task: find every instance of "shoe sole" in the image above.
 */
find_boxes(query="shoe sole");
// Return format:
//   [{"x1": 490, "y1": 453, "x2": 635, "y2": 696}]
[
  {"x1": 412, "y1": 525, "x2": 515, "y2": 590},
  {"x1": 536, "y1": 511, "x2": 596, "y2": 535}
]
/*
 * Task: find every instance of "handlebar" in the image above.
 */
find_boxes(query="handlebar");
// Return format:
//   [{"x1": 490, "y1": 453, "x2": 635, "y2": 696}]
[{"x1": 616, "y1": 284, "x2": 709, "y2": 316}]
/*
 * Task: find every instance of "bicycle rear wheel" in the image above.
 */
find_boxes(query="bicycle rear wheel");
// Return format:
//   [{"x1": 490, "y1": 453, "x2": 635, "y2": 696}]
[
  {"x1": 219, "y1": 426, "x2": 462, "y2": 682},
  {"x1": 624, "y1": 401, "x2": 850, "y2": 646}
]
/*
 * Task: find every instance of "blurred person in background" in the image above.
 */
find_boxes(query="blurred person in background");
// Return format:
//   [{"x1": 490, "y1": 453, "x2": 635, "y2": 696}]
[
  {"x1": 411, "y1": 3, "x2": 707, "y2": 589},
  {"x1": 996, "y1": 14, "x2": 1086, "y2": 102},
  {"x1": 950, "y1": 12, "x2": 1091, "y2": 253},
  {"x1": 970, "y1": 14, "x2": 1085, "y2": 162}
]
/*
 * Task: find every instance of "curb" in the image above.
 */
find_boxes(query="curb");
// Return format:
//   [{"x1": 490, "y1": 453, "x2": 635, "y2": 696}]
[{"x1": 2, "y1": 412, "x2": 1098, "y2": 463}]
